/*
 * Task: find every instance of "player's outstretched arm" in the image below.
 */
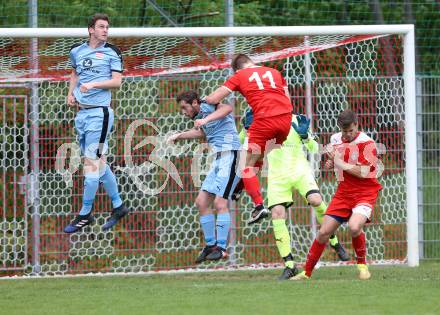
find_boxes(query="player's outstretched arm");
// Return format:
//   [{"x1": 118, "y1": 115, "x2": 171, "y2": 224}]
[
  {"x1": 205, "y1": 86, "x2": 231, "y2": 105},
  {"x1": 167, "y1": 128, "x2": 205, "y2": 144},
  {"x1": 194, "y1": 103, "x2": 233, "y2": 128}
]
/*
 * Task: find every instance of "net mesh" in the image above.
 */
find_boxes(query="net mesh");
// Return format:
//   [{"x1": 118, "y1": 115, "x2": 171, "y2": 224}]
[{"x1": 0, "y1": 33, "x2": 407, "y2": 276}]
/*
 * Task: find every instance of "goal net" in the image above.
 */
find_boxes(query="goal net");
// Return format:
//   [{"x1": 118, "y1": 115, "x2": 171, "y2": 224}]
[{"x1": 0, "y1": 26, "x2": 417, "y2": 276}]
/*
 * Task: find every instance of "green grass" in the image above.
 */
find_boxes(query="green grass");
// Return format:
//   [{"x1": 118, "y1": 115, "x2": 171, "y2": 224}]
[{"x1": 1, "y1": 262, "x2": 439, "y2": 315}]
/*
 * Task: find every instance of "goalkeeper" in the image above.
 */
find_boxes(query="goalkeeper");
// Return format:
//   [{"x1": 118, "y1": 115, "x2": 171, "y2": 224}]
[{"x1": 240, "y1": 109, "x2": 350, "y2": 280}]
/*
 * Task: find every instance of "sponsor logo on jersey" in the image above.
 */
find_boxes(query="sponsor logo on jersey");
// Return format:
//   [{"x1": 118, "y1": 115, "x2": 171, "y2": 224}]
[{"x1": 83, "y1": 58, "x2": 93, "y2": 67}]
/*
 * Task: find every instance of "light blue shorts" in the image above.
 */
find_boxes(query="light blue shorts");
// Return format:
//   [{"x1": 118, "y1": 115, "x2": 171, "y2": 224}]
[
  {"x1": 201, "y1": 150, "x2": 241, "y2": 199},
  {"x1": 74, "y1": 107, "x2": 114, "y2": 159}
]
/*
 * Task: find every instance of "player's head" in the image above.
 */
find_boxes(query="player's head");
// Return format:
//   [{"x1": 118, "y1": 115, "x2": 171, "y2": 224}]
[
  {"x1": 176, "y1": 90, "x2": 201, "y2": 119},
  {"x1": 231, "y1": 54, "x2": 254, "y2": 72},
  {"x1": 88, "y1": 13, "x2": 109, "y2": 41},
  {"x1": 337, "y1": 109, "x2": 359, "y2": 142}
]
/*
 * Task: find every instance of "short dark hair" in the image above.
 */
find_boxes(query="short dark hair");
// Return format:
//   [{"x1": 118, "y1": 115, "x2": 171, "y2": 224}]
[
  {"x1": 337, "y1": 109, "x2": 358, "y2": 129},
  {"x1": 231, "y1": 54, "x2": 253, "y2": 72},
  {"x1": 176, "y1": 90, "x2": 200, "y2": 105},
  {"x1": 88, "y1": 13, "x2": 109, "y2": 31}
]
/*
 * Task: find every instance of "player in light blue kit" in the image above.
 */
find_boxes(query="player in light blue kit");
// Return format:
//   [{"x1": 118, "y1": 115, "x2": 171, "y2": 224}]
[
  {"x1": 64, "y1": 13, "x2": 129, "y2": 233},
  {"x1": 168, "y1": 90, "x2": 241, "y2": 262}
]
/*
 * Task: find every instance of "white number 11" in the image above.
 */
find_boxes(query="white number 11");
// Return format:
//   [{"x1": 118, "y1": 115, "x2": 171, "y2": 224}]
[{"x1": 249, "y1": 71, "x2": 276, "y2": 89}]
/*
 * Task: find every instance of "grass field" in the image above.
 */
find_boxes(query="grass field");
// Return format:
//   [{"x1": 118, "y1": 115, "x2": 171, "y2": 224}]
[{"x1": 1, "y1": 262, "x2": 439, "y2": 315}]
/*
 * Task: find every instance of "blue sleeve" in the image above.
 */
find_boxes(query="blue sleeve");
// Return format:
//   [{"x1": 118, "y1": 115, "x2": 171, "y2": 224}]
[
  {"x1": 110, "y1": 49, "x2": 123, "y2": 73},
  {"x1": 200, "y1": 102, "x2": 215, "y2": 116},
  {"x1": 69, "y1": 49, "x2": 76, "y2": 69},
  {"x1": 105, "y1": 43, "x2": 123, "y2": 73}
]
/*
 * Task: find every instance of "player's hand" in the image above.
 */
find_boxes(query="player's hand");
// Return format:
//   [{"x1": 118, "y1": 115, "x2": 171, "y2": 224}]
[
  {"x1": 79, "y1": 82, "x2": 95, "y2": 93},
  {"x1": 325, "y1": 159, "x2": 334, "y2": 170},
  {"x1": 194, "y1": 118, "x2": 207, "y2": 129},
  {"x1": 167, "y1": 133, "x2": 180, "y2": 144},
  {"x1": 67, "y1": 94, "x2": 77, "y2": 106},
  {"x1": 324, "y1": 144, "x2": 335, "y2": 159},
  {"x1": 291, "y1": 114, "x2": 310, "y2": 140}
]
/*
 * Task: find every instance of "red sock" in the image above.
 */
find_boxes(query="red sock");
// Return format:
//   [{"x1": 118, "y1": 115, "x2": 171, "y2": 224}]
[
  {"x1": 242, "y1": 166, "x2": 263, "y2": 206},
  {"x1": 352, "y1": 232, "x2": 367, "y2": 264},
  {"x1": 305, "y1": 239, "x2": 326, "y2": 277}
]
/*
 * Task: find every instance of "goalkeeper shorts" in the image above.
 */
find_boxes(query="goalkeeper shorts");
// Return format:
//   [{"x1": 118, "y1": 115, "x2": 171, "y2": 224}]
[{"x1": 267, "y1": 169, "x2": 319, "y2": 208}]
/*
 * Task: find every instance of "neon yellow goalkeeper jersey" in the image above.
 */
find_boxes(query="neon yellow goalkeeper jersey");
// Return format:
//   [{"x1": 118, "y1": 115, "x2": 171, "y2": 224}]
[{"x1": 268, "y1": 115, "x2": 318, "y2": 180}]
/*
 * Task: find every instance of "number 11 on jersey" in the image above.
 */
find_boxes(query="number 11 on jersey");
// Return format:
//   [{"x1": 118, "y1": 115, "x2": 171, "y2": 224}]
[{"x1": 249, "y1": 71, "x2": 276, "y2": 89}]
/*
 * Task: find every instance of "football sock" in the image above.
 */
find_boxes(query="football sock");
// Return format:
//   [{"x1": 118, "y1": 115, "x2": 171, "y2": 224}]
[
  {"x1": 216, "y1": 212, "x2": 231, "y2": 249},
  {"x1": 305, "y1": 239, "x2": 326, "y2": 277},
  {"x1": 273, "y1": 219, "x2": 292, "y2": 265},
  {"x1": 329, "y1": 234, "x2": 339, "y2": 247},
  {"x1": 242, "y1": 166, "x2": 264, "y2": 206},
  {"x1": 79, "y1": 173, "x2": 100, "y2": 216},
  {"x1": 352, "y1": 232, "x2": 367, "y2": 264},
  {"x1": 283, "y1": 253, "x2": 295, "y2": 269},
  {"x1": 313, "y1": 201, "x2": 327, "y2": 225},
  {"x1": 100, "y1": 164, "x2": 123, "y2": 209},
  {"x1": 200, "y1": 214, "x2": 216, "y2": 246}
]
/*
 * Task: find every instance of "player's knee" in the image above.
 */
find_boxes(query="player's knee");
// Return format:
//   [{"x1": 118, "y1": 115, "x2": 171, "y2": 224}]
[
  {"x1": 307, "y1": 193, "x2": 322, "y2": 207},
  {"x1": 348, "y1": 223, "x2": 363, "y2": 237},
  {"x1": 213, "y1": 198, "x2": 228, "y2": 213},
  {"x1": 317, "y1": 227, "x2": 333, "y2": 242},
  {"x1": 195, "y1": 195, "x2": 207, "y2": 211},
  {"x1": 316, "y1": 231, "x2": 330, "y2": 244},
  {"x1": 271, "y1": 206, "x2": 286, "y2": 219},
  {"x1": 84, "y1": 157, "x2": 101, "y2": 175}
]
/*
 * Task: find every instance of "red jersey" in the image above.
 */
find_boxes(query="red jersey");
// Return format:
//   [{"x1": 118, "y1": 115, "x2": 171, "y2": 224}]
[
  {"x1": 223, "y1": 66, "x2": 292, "y2": 119},
  {"x1": 330, "y1": 131, "x2": 382, "y2": 196}
]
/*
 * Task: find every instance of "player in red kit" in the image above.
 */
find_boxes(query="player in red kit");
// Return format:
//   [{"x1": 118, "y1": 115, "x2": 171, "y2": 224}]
[
  {"x1": 292, "y1": 109, "x2": 383, "y2": 281},
  {"x1": 205, "y1": 54, "x2": 292, "y2": 224}
]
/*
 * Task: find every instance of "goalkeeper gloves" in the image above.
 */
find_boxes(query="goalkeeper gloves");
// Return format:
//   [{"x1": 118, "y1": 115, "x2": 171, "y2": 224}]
[
  {"x1": 291, "y1": 114, "x2": 310, "y2": 140},
  {"x1": 242, "y1": 107, "x2": 254, "y2": 130}
]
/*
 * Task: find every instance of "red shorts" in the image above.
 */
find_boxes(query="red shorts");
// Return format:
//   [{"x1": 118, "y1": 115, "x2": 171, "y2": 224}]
[
  {"x1": 325, "y1": 190, "x2": 379, "y2": 222},
  {"x1": 246, "y1": 113, "x2": 292, "y2": 153}
]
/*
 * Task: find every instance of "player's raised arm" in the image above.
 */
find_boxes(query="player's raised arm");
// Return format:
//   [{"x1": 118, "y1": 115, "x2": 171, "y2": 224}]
[
  {"x1": 291, "y1": 114, "x2": 319, "y2": 153},
  {"x1": 204, "y1": 86, "x2": 231, "y2": 105},
  {"x1": 194, "y1": 103, "x2": 233, "y2": 128}
]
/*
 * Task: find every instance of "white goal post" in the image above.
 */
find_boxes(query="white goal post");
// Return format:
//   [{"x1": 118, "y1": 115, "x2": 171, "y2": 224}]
[{"x1": 0, "y1": 25, "x2": 418, "y2": 277}]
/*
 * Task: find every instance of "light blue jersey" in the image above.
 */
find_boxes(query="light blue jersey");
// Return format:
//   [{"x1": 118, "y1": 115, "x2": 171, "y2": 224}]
[
  {"x1": 197, "y1": 101, "x2": 241, "y2": 153},
  {"x1": 69, "y1": 41, "x2": 123, "y2": 106}
]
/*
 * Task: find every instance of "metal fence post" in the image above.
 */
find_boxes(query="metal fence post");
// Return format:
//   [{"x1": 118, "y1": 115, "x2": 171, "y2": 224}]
[
  {"x1": 416, "y1": 77, "x2": 424, "y2": 260},
  {"x1": 28, "y1": 0, "x2": 40, "y2": 274}
]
